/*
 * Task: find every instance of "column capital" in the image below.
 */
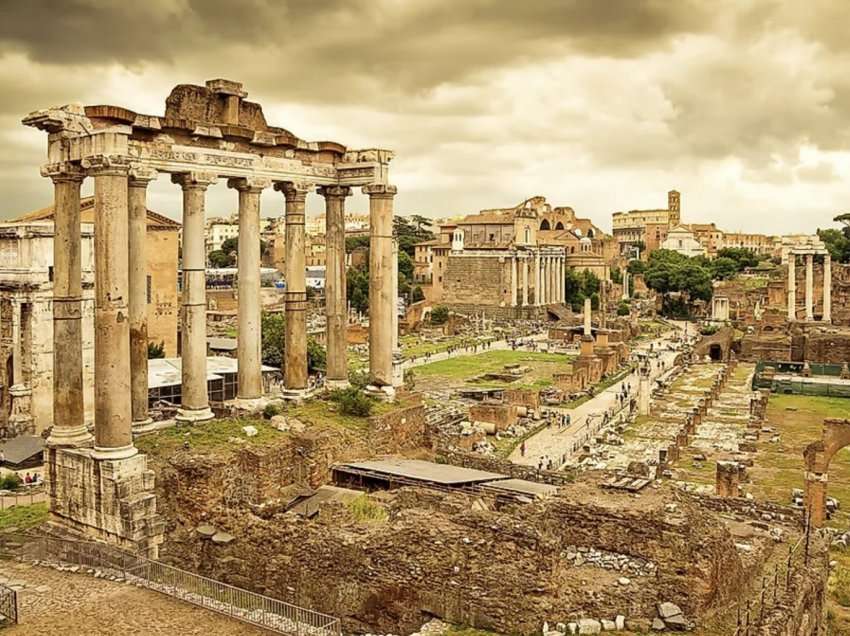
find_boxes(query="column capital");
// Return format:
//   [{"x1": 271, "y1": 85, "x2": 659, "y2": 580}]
[
  {"x1": 171, "y1": 171, "x2": 218, "y2": 190},
  {"x1": 128, "y1": 166, "x2": 158, "y2": 188},
  {"x1": 41, "y1": 161, "x2": 85, "y2": 184},
  {"x1": 81, "y1": 154, "x2": 131, "y2": 176},
  {"x1": 362, "y1": 184, "x2": 397, "y2": 198},
  {"x1": 227, "y1": 176, "x2": 272, "y2": 193},
  {"x1": 274, "y1": 181, "x2": 313, "y2": 202},
  {"x1": 317, "y1": 185, "x2": 352, "y2": 199}
]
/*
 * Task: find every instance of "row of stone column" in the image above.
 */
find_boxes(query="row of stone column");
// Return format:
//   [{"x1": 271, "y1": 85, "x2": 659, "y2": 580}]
[
  {"x1": 787, "y1": 252, "x2": 831, "y2": 323},
  {"x1": 510, "y1": 252, "x2": 565, "y2": 306},
  {"x1": 46, "y1": 156, "x2": 396, "y2": 456}
]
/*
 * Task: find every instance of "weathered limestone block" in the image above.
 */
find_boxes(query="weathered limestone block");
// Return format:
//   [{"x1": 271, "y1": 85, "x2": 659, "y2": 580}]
[{"x1": 46, "y1": 447, "x2": 164, "y2": 558}]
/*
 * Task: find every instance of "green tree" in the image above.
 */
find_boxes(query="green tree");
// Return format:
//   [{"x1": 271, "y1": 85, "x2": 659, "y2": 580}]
[
  {"x1": 261, "y1": 312, "x2": 285, "y2": 366},
  {"x1": 208, "y1": 249, "x2": 234, "y2": 268},
  {"x1": 398, "y1": 250, "x2": 414, "y2": 280},
  {"x1": 307, "y1": 337, "x2": 326, "y2": 372},
  {"x1": 345, "y1": 235, "x2": 370, "y2": 253},
  {"x1": 394, "y1": 215, "x2": 435, "y2": 257},
  {"x1": 220, "y1": 237, "x2": 238, "y2": 254},
  {"x1": 716, "y1": 247, "x2": 759, "y2": 270},
  {"x1": 610, "y1": 267, "x2": 622, "y2": 284},
  {"x1": 347, "y1": 267, "x2": 370, "y2": 314},
  {"x1": 430, "y1": 305, "x2": 449, "y2": 325},
  {"x1": 412, "y1": 286, "x2": 425, "y2": 302},
  {"x1": 819, "y1": 228, "x2": 850, "y2": 263},
  {"x1": 710, "y1": 256, "x2": 739, "y2": 280}
]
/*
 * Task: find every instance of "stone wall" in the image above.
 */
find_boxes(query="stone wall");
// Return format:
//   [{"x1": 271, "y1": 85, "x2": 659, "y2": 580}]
[{"x1": 443, "y1": 253, "x2": 509, "y2": 308}]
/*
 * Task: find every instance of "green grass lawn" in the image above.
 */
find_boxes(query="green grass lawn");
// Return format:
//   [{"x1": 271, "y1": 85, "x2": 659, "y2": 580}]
[
  {"x1": 748, "y1": 394, "x2": 850, "y2": 530},
  {"x1": 400, "y1": 335, "x2": 493, "y2": 360},
  {"x1": 0, "y1": 502, "x2": 48, "y2": 531},
  {"x1": 414, "y1": 350, "x2": 574, "y2": 388}
]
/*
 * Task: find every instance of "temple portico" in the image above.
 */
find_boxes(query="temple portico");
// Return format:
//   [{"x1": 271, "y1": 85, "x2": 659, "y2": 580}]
[
  {"x1": 785, "y1": 243, "x2": 831, "y2": 323},
  {"x1": 24, "y1": 79, "x2": 396, "y2": 554}
]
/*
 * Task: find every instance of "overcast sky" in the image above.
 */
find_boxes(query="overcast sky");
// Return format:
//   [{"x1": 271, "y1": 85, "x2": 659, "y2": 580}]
[{"x1": 1, "y1": 0, "x2": 849, "y2": 233}]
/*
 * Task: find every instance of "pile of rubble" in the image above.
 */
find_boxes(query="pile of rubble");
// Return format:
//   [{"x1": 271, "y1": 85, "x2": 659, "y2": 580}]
[{"x1": 563, "y1": 546, "x2": 657, "y2": 577}]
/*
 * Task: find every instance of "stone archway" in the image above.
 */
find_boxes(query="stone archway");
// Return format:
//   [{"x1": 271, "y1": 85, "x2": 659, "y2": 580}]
[
  {"x1": 540, "y1": 219, "x2": 551, "y2": 230},
  {"x1": 708, "y1": 344, "x2": 723, "y2": 361},
  {"x1": 804, "y1": 418, "x2": 850, "y2": 526}
]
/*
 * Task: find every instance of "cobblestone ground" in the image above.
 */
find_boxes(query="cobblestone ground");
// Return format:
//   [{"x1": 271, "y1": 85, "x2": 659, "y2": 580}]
[{"x1": 1, "y1": 561, "x2": 266, "y2": 635}]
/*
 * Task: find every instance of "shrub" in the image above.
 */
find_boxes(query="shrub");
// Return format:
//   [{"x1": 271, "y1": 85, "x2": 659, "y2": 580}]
[
  {"x1": 147, "y1": 341, "x2": 165, "y2": 359},
  {"x1": 263, "y1": 403, "x2": 282, "y2": 419},
  {"x1": 617, "y1": 301, "x2": 631, "y2": 316},
  {"x1": 430, "y1": 305, "x2": 449, "y2": 325},
  {"x1": 700, "y1": 325, "x2": 719, "y2": 336},
  {"x1": 330, "y1": 386, "x2": 373, "y2": 417},
  {"x1": 0, "y1": 473, "x2": 22, "y2": 491}
]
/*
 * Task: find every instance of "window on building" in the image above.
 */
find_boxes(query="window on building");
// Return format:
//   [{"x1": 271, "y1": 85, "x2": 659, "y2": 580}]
[
  {"x1": 146, "y1": 275, "x2": 152, "y2": 304},
  {"x1": 48, "y1": 266, "x2": 54, "y2": 282}
]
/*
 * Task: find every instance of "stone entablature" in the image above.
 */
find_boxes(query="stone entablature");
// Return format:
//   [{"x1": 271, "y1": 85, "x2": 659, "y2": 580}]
[{"x1": 23, "y1": 79, "x2": 398, "y2": 555}]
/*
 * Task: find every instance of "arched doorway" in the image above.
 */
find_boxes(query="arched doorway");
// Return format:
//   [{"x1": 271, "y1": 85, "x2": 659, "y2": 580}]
[
  {"x1": 804, "y1": 419, "x2": 850, "y2": 526},
  {"x1": 539, "y1": 219, "x2": 550, "y2": 230},
  {"x1": 709, "y1": 344, "x2": 723, "y2": 361}
]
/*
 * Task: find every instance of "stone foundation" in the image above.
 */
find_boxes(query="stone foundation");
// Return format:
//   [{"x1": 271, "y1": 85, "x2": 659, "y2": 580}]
[{"x1": 45, "y1": 447, "x2": 164, "y2": 558}]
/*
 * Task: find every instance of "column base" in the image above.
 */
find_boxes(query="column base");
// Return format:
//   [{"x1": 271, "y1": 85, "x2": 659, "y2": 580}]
[
  {"x1": 47, "y1": 425, "x2": 94, "y2": 449},
  {"x1": 231, "y1": 396, "x2": 267, "y2": 414},
  {"x1": 175, "y1": 406, "x2": 215, "y2": 423},
  {"x1": 365, "y1": 384, "x2": 395, "y2": 401},
  {"x1": 131, "y1": 417, "x2": 155, "y2": 435},
  {"x1": 91, "y1": 444, "x2": 138, "y2": 461},
  {"x1": 280, "y1": 387, "x2": 314, "y2": 402},
  {"x1": 324, "y1": 378, "x2": 350, "y2": 391}
]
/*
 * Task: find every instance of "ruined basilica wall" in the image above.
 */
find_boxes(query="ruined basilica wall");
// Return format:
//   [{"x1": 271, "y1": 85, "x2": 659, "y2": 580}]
[{"x1": 443, "y1": 254, "x2": 510, "y2": 307}]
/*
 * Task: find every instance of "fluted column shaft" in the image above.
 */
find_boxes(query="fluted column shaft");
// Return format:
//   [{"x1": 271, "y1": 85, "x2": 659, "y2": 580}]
[
  {"x1": 521, "y1": 255, "x2": 529, "y2": 306},
  {"x1": 278, "y1": 182, "x2": 310, "y2": 391},
  {"x1": 173, "y1": 172, "x2": 216, "y2": 422},
  {"x1": 787, "y1": 255, "x2": 796, "y2": 321},
  {"x1": 230, "y1": 177, "x2": 270, "y2": 400},
  {"x1": 364, "y1": 184, "x2": 396, "y2": 388},
  {"x1": 805, "y1": 254, "x2": 814, "y2": 321},
  {"x1": 534, "y1": 251, "x2": 541, "y2": 305},
  {"x1": 510, "y1": 256, "x2": 518, "y2": 306},
  {"x1": 128, "y1": 168, "x2": 156, "y2": 431},
  {"x1": 45, "y1": 164, "x2": 92, "y2": 447},
  {"x1": 86, "y1": 156, "x2": 135, "y2": 458},
  {"x1": 319, "y1": 186, "x2": 351, "y2": 386},
  {"x1": 823, "y1": 254, "x2": 832, "y2": 323}
]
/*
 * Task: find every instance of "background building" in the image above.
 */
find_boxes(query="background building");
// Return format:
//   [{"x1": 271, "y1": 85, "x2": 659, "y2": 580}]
[{"x1": 0, "y1": 198, "x2": 180, "y2": 437}]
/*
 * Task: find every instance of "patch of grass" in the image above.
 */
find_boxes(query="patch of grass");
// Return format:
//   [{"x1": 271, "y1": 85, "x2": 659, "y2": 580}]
[
  {"x1": 0, "y1": 502, "x2": 48, "y2": 531},
  {"x1": 136, "y1": 417, "x2": 285, "y2": 457},
  {"x1": 416, "y1": 350, "x2": 574, "y2": 388},
  {"x1": 348, "y1": 494, "x2": 388, "y2": 524}
]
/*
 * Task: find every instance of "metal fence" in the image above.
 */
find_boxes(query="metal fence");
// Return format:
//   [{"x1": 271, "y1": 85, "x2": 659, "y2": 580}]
[
  {"x1": 30, "y1": 535, "x2": 340, "y2": 636},
  {"x1": 731, "y1": 518, "x2": 814, "y2": 636},
  {"x1": 0, "y1": 583, "x2": 17, "y2": 625}
]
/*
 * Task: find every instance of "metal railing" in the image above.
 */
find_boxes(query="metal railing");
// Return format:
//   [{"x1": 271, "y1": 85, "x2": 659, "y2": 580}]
[
  {"x1": 30, "y1": 535, "x2": 340, "y2": 636},
  {"x1": 0, "y1": 583, "x2": 17, "y2": 625},
  {"x1": 731, "y1": 517, "x2": 813, "y2": 636}
]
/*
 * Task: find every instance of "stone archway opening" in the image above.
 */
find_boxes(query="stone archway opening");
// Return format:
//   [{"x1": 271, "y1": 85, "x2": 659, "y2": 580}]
[
  {"x1": 540, "y1": 219, "x2": 551, "y2": 230},
  {"x1": 709, "y1": 344, "x2": 723, "y2": 361},
  {"x1": 804, "y1": 418, "x2": 850, "y2": 526},
  {"x1": 555, "y1": 221, "x2": 565, "y2": 230}
]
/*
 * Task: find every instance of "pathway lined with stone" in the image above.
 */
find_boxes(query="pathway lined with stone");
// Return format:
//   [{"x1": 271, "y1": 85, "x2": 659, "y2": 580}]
[
  {"x1": 510, "y1": 324, "x2": 688, "y2": 468},
  {"x1": 0, "y1": 561, "x2": 265, "y2": 635}
]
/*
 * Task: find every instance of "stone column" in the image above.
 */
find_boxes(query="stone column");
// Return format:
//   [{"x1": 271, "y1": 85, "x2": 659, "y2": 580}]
[
  {"x1": 229, "y1": 177, "x2": 270, "y2": 403},
  {"x1": 534, "y1": 251, "x2": 541, "y2": 305},
  {"x1": 364, "y1": 184, "x2": 397, "y2": 392},
  {"x1": 276, "y1": 182, "x2": 312, "y2": 394},
  {"x1": 787, "y1": 254, "x2": 796, "y2": 322},
  {"x1": 520, "y1": 255, "x2": 528, "y2": 307},
  {"x1": 558, "y1": 257, "x2": 565, "y2": 302},
  {"x1": 319, "y1": 185, "x2": 352, "y2": 388},
  {"x1": 173, "y1": 172, "x2": 216, "y2": 422},
  {"x1": 583, "y1": 296, "x2": 592, "y2": 336},
  {"x1": 128, "y1": 167, "x2": 157, "y2": 433},
  {"x1": 805, "y1": 253, "x2": 814, "y2": 321},
  {"x1": 549, "y1": 257, "x2": 556, "y2": 304},
  {"x1": 622, "y1": 271, "x2": 629, "y2": 300},
  {"x1": 10, "y1": 301, "x2": 22, "y2": 386},
  {"x1": 510, "y1": 255, "x2": 518, "y2": 306},
  {"x1": 45, "y1": 163, "x2": 92, "y2": 447},
  {"x1": 85, "y1": 155, "x2": 136, "y2": 459},
  {"x1": 823, "y1": 253, "x2": 832, "y2": 323},
  {"x1": 392, "y1": 238, "x2": 400, "y2": 355}
]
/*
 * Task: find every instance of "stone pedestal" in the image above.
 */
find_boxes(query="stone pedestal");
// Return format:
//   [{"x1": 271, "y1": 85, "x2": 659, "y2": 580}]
[
  {"x1": 715, "y1": 461, "x2": 741, "y2": 497},
  {"x1": 45, "y1": 447, "x2": 164, "y2": 558},
  {"x1": 638, "y1": 372, "x2": 651, "y2": 416},
  {"x1": 7, "y1": 385, "x2": 34, "y2": 437}
]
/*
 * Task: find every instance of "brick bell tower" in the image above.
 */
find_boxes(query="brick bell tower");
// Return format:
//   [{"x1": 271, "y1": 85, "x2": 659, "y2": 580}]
[{"x1": 668, "y1": 189, "x2": 681, "y2": 226}]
